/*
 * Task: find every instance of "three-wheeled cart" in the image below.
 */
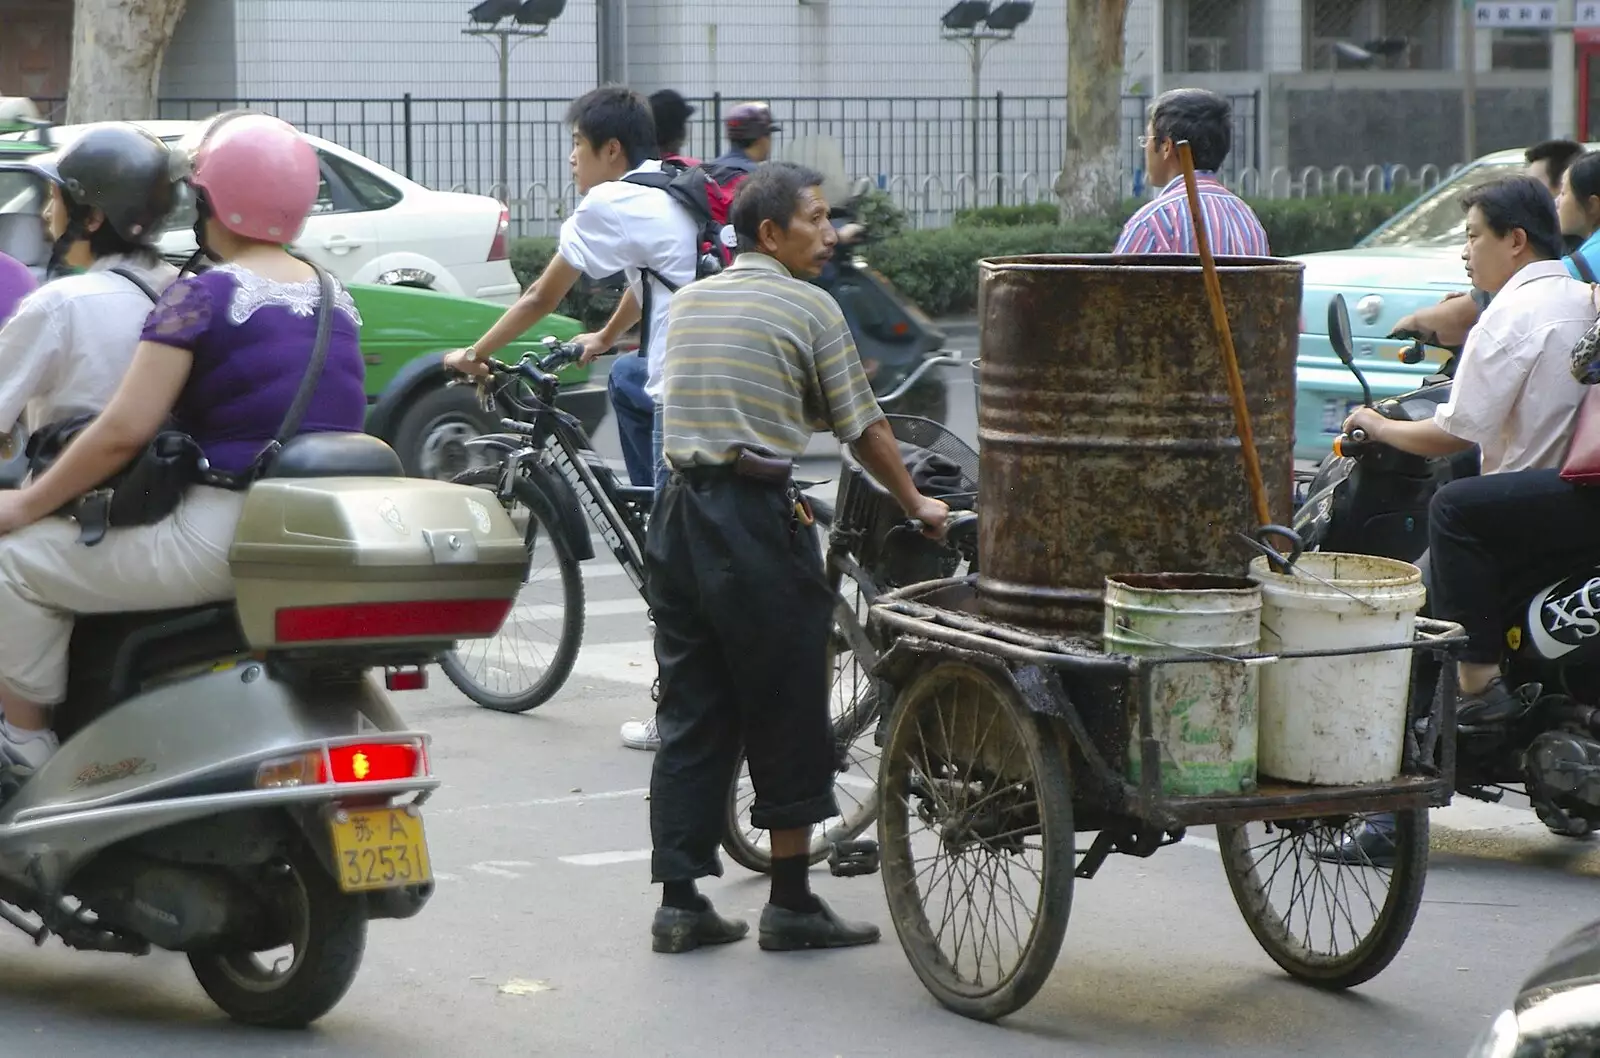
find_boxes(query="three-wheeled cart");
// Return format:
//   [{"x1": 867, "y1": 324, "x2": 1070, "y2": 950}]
[{"x1": 866, "y1": 575, "x2": 1466, "y2": 1021}]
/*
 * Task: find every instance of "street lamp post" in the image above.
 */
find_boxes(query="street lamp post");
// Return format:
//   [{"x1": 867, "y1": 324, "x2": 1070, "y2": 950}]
[
  {"x1": 462, "y1": 0, "x2": 567, "y2": 203},
  {"x1": 940, "y1": 1, "x2": 1033, "y2": 207}
]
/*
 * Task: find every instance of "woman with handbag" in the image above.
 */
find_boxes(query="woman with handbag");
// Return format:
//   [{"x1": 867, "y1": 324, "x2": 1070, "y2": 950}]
[
  {"x1": 0, "y1": 112, "x2": 368, "y2": 773},
  {"x1": 0, "y1": 123, "x2": 180, "y2": 454}
]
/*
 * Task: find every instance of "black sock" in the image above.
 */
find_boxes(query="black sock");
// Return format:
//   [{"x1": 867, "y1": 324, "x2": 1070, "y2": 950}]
[
  {"x1": 661, "y1": 880, "x2": 707, "y2": 912},
  {"x1": 769, "y1": 856, "x2": 821, "y2": 914}
]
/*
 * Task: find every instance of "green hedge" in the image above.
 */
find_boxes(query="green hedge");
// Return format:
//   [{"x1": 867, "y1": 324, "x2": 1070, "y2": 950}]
[
  {"x1": 875, "y1": 193, "x2": 1413, "y2": 316},
  {"x1": 510, "y1": 192, "x2": 1414, "y2": 322}
]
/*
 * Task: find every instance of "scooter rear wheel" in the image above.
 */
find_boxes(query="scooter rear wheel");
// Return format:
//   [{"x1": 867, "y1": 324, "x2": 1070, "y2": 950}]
[{"x1": 189, "y1": 840, "x2": 368, "y2": 1028}]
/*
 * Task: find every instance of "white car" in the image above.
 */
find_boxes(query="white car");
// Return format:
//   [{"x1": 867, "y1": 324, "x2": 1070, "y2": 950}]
[{"x1": 0, "y1": 119, "x2": 521, "y2": 305}]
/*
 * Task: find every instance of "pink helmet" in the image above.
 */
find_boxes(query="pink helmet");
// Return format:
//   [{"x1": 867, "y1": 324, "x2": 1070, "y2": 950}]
[{"x1": 188, "y1": 113, "x2": 319, "y2": 243}]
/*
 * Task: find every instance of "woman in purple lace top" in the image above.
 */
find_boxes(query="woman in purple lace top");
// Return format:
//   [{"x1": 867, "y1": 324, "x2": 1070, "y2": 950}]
[{"x1": 0, "y1": 113, "x2": 364, "y2": 772}]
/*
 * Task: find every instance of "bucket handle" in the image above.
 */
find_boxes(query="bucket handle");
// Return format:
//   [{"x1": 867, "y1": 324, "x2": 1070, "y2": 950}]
[{"x1": 1240, "y1": 524, "x2": 1304, "y2": 575}]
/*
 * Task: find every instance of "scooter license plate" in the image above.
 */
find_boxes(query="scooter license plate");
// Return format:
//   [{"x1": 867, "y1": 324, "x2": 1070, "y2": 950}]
[{"x1": 328, "y1": 806, "x2": 433, "y2": 893}]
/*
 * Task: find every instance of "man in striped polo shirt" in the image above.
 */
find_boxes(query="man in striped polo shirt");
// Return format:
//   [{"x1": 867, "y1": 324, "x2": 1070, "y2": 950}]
[
  {"x1": 1115, "y1": 88, "x2": 1270, "y2": 257},
  {"x1": 643, "y1": 162, "x2": 949, "y2": 955}
]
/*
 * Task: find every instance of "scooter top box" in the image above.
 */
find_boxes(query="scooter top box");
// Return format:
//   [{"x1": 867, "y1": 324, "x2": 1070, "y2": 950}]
[{"x1": 229, "y1": 477, "x2": 531, "y2": 650}]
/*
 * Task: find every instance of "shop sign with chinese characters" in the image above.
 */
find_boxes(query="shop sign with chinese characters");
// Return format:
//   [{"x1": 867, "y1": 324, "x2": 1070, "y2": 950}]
[{"x1": 1472, "y1": 0, "x2": 1600, "y2": 26}]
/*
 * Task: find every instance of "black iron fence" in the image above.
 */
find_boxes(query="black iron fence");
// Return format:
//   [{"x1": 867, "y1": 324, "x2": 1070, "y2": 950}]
[{"x1": 37, "y1": 93, "x2": 1262, "y2": 232}]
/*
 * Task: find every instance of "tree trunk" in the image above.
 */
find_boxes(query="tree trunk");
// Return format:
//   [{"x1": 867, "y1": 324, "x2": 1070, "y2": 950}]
[
  {"x1": 1056, "y1": 0, "x2": 1129, "y2": 220},
  {"x1": 65, "y1": 0, "x2": 189, "y2": 124}
]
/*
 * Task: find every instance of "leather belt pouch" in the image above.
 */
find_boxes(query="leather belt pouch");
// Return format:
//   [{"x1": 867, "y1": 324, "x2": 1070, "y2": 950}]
[{"x1": 734, "y1": 450, "x2": 793, "y2": 484}]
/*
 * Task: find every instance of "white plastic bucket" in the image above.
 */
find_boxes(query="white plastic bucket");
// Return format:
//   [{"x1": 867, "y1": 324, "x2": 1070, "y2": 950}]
[
  {"x1": 1248, "y1": 553, "x2": 1427, "y2": 785},
  {"x1": 1104, "y1": 573, "x2": 1262, "y2": 796}
]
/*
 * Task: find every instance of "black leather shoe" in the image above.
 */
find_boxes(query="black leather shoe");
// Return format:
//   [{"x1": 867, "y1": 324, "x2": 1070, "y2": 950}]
[
  {"x1": 1313, "y1": 823, "x2": 1398, "y2": 868},
  {"x1": 758, "y1": 898, "x2": 881, "y2": 951},
  {"x1": 651, "y1": 904, "x2": 749, "y2": 954}
]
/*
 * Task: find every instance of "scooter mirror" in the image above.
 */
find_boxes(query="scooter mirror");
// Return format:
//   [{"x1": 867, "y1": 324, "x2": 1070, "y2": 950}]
[{"x1": 1327, "y1": 294, "x2": 1357, "y2": 367}]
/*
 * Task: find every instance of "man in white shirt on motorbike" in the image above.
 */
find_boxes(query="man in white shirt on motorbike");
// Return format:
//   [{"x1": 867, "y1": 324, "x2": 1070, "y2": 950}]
[{"x1": 1329, "y1": 175, "x2": 1596, "y2": 867}]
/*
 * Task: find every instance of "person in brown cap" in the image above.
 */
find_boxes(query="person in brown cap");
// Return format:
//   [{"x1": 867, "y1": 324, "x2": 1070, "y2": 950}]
[{"x1": 706, "y1": 102, "x2": 780, "y2": 191}]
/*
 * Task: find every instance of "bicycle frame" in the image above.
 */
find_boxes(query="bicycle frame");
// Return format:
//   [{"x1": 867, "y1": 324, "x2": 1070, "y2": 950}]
[{"x1": 464, "y1": 361, "x2": 652, "y2": 591}]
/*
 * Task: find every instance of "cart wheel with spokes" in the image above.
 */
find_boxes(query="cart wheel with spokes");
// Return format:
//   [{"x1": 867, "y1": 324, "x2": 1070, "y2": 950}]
[
  {"x1": 877, "y1": 661, "x2": 1075, "y2": 1021},
  {"x1": 189, "y1": 841, "x2": 368, "y2": 1028},
  {"x1": 1217, "y1": 809, "x2": 1428, "y2": 989}
]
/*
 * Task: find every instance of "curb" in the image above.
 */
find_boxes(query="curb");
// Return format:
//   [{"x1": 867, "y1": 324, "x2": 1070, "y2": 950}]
[{"x1": 1429, "y1": 800, "x2": 1600, "y2": 877}]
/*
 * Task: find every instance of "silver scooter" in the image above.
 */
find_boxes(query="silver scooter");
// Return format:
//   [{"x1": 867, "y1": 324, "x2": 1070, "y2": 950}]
[{"x1": 0, "y1": 431, "x2": 529, "y2": 1028}]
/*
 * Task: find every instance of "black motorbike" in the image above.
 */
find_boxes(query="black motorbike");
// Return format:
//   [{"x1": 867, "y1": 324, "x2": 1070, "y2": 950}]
[
  {"x1": 1297, "y1": 294, "x2": 1600, "y2": 838},
  {"x1": 814, "y1": 195, "x2": 958, "y2": 424}
]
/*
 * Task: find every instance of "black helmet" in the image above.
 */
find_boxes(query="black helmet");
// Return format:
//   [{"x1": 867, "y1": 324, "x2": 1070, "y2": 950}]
[{"x1": 30, "y1": 124, "x2": 175, "y2": 242}]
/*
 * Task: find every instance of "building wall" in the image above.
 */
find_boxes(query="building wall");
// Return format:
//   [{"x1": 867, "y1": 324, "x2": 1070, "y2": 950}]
[
  {"x1": 0, "y1": 0, "x2": 72, "y2": 104},
  {"x1": 161, "y1": 0, "x2": 239, "y2": 99},
  {"x1": 619, "y1": 0, "x2": 1071, "y2": 99},
  {"x1": 1276, "y1": 71, "x2": 1550, "y2": 170},
  {"x1": 164, "y1": 0, "x2": 602, "y2": 101}
]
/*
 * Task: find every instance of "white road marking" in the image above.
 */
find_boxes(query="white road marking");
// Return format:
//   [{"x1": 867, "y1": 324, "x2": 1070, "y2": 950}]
[
  {"x1": 559, "y1": 849, "x2": 653, "y2": 866},
  {"x1": 469, "y1": 860, "x2": 534, "y2": 878},
  {"x1": 511, "y1": 598, "x2": 649, "y2": 621},
  {"x1": 437, "y1": 786, "x2": 650, "y2": 816},
  {"x1": 527, "y1": 563, "x2": 628, "y2": 582},
  {"x1": 565, "y1": 639, "x2": 658, "y2": 686}
]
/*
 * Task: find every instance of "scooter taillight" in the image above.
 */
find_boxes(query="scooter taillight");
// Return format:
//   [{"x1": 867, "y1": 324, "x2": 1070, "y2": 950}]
[
  {"x1": 326, "y1": 743, "x2": 421, "y2": 783},
  {"x1": 255, "y1": 742, "x2": 425, "y2": 789}
]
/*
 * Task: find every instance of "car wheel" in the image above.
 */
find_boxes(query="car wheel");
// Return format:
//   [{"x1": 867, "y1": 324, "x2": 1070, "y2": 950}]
[{"x1": 390, "y1": 383, "x2": 500, "y2": 481}]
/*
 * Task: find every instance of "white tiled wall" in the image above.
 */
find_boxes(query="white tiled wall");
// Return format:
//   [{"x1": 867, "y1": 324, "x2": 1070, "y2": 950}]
[
  {"x1": 619, "y1": 0, "x2": 1070, "y2": 99},
  {"x1": 229, "y1": 0, "x2": 600, "y2": 100}
]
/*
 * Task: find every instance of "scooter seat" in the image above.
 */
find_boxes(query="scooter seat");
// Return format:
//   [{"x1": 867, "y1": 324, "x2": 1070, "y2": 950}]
[
  {"x1": 264, "y1": 432, "x2": 404, "y2": 479},
  {"x1": 60, "y1": 604, "x2": 247, "y2": 741}
]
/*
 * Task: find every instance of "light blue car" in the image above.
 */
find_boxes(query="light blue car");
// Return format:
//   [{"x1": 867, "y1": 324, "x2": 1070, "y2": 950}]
[{"x1": 1289, "y1": 146, "x2": 1579, "y2": 460}]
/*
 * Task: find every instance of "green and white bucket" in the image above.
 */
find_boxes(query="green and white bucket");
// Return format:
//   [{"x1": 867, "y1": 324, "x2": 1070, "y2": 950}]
[{"x1": 1104, "y1": 573, "x2": 1262, "y2": 796}]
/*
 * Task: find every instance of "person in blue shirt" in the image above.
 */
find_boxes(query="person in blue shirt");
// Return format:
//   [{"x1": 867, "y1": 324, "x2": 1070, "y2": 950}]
[{"x1": 1557, "y1": 150, "x2": 1600, "y2": 284}]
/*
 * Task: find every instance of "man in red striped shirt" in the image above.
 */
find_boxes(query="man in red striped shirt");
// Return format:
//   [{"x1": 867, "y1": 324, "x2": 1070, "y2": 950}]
[{"x1": 1114, "y1": 88, "x2": 1270, "y2": 257}]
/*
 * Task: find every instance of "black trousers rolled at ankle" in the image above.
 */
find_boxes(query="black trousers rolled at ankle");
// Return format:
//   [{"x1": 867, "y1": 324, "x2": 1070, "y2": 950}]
[{"x1": 644, "y1": 470, "x2": 839, "y2": 884}]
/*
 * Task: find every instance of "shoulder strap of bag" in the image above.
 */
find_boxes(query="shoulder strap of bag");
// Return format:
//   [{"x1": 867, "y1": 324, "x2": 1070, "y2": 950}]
[
  {"x1": 228, "y1": 263, "x2": 337, "y2": 486},
  {"x1": 1575, "y1": 251, "x2": 1600, "y2": 286},
  {"x1": 110, "y1": 267, "x2": 160, "y2": 303},
  {"x1": 274, "y1": 263, "x2": 337, "y2": 446}
]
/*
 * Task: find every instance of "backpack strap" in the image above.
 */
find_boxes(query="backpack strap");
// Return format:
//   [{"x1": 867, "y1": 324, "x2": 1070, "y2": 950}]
[
  {"x1": 1575, "y1": 251, "x2": 1599, "y2": 285},
  {"x1": 110, "y1": 267, "x2": 160, "y2": 303},
  {"x1": 620, "y1": 169, "x2": 695, "y2": 362}
]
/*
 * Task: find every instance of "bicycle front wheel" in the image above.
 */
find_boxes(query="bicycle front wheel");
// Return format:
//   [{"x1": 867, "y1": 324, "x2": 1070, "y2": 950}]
[
  {"x1": 441, "y1": 466, "x2": 586, "y2": 713},
  {"x1": 722, "y1": 548, "x2": 882, "y2": 871}
]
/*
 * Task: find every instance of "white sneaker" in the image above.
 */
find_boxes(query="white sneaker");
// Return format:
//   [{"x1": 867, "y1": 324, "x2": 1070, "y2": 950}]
[
  {"x1": 0, "y1": 721, "x2": 58, "y2": 773},
  {"x1": 620, "y1": 716, "x2": 660, "y2": 751}
]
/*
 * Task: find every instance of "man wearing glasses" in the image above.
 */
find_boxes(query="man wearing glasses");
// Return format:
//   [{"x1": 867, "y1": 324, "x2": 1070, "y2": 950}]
[{"x1": 1116, "y1": 88, "x2": 1270, "y2": 257}]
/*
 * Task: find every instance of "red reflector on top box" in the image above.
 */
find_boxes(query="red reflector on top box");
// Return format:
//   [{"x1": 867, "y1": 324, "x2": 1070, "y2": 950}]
[
  {"x1": 229, "y1": 478, "x2": 530, "y2": 650},
  {"x1": 275, "y1": 599, "x2": 514, "y2": 643}
]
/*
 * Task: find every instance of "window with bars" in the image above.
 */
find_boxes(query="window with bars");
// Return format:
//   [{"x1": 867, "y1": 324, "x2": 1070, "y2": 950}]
[
  {"x1": 1166, "y1": 0, "x2": 1262, "y2": 72},
  {"x1": 1304, "y1": 0, "x2": 1453, "y2": 69}
]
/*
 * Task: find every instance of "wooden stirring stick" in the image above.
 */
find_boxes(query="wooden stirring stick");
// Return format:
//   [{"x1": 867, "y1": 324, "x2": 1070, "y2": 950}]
[{"x1": 1174, "y1": 139, "x2": 1273, "y2": 532}]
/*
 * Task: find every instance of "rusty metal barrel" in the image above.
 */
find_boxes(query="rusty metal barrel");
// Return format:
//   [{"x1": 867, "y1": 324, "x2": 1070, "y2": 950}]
[{"x1": 975, "y1": 253, "x2": 1303, "y2": 635}]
